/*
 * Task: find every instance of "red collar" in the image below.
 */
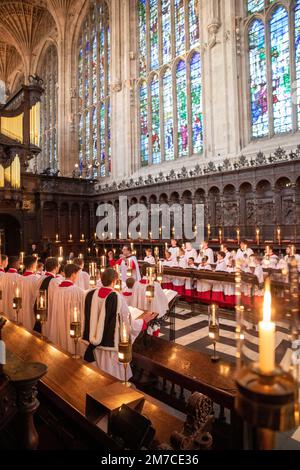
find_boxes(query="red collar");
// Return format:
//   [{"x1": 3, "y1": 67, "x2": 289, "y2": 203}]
[
  {"x1": 45, "y1": 272, "x2": 55, "y2": 278},
  {"x1": 98, "y1": 287, "x2": 113, "y2": 298},
  {"x1": 23, "y1": 271, "x2": 34, "y2": 277},
  {"x1": 59, "y1": 280, "x2": 73, "y2": 287},
  {"x1": 139, "y1": 279, "x2": 148, "y2": 285},
  {"x1": 123, "y1": 292, "x2": 132, "y2": 297},
  {"x1": 8, "y1": 268, "x2": 18, "y2": 273},
  {"x1": 0, "y1": 268, "x2": 4, "y2": 272}
]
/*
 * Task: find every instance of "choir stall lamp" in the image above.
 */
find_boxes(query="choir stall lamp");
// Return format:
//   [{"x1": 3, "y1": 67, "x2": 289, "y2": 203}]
[
  {"x1": 208, "y1": 304, "x2": 220, "y2": 363},
  {"x1": 100, "y1": 255, "x2": 107, "y2": 273},
  {"x1": 156, "y1": 260, "x2": 163, "y2": 284},
  {"x1": 70, "y1": 306, "x2": 81, "y2": 359},
  {"x1": 114, "y1": 265, "x2": 123, "y2": 292},
  {"x1": 36, "y1": 290, "x2": 47, "y2": 340},
  {"x1": 12, "y1": 283, "x2": 22, "y2": 324},
  {"x1": 126, "y1": 258, "x2": 133, "y2": 278},
  {"x1": 118, "y1": 315, "x2": 132, "y2": 386},
  {"x1": 89, "y1": 262, "x2": 97, "y2": 287},
  {"x1": 234, "y1": 278, "x2": 297, "y2": 450}
]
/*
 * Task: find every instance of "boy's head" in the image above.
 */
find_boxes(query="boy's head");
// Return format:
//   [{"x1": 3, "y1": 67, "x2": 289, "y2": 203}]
[
  {"x1": 64, "y1": 263, "x2": 81, "y2": 282},
  {"x1": 45, "y1": 257, "x2": 59, "y2": 274},
  {"x1": 126, "y1": 277, "x2": 135, "y2": 289},
  {"x1": 101, "y1": 268, "x2": 118, "y2": 287},
  {"x1": 24, "y1": 255, "x2": 37, "y2": 272},
  {"x1": 1, "y1": 254, "x2": 8, "y2": 269},
  {"x1": 145, "y1": 248, "x2": 152, "y2": 256},
  {"x1": 217, "y1": 251, "x2": 226, "y2": 261},
  {"x1": 73, "y1": 257, "x2": 84, "y2": 268},
  {"x1": 188, "y1": 257, "x2": 195, "y2": 266}
]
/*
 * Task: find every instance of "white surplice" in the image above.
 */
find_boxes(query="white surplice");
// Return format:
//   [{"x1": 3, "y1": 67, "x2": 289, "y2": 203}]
[
  {"x1": 75, "y1": 270, "x2": 90, "y2": 291},
  {"x1": 131, "y1": 279, "x2": 169, "y2": 318},
  {"x1": 116, "y1": 256, "x2": 141, "y2": 282},
  {"x1": 48, "y1": 281, "x2": 86, "y2": 354},
  {"x1": 20, "y1": 273, "x2": 40, "y2": 331},
  {"x1": 85, "y1": 288, "x2": 143, "y2": 380},
  {"x1": 0, "y1": 270, "x2": 21, "y2": 321}
]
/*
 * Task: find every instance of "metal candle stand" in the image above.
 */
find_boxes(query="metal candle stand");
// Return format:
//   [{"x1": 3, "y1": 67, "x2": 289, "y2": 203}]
[
  {"x1": 70, "y1": 321, "x2": 81, "y2": 359},
  {"x1": 208, "y1": 304, "x2": 220, "y2": 363},
  {"x1": 235, "y1": 364, "x2": 297, "y2": 450},
  {"x1": 12, "y1": 297, "x2": 22, "y2": 324},
  {"x1": 36, "y1": 308, "x2": 47, "y2": 341}
]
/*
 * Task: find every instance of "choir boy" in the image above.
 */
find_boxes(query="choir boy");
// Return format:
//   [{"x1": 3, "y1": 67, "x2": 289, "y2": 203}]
[
  {"x1": 74, "y1": 257, "x2": 90, "y2": 290},
  {"x1": 144, "y1": 248, "x2": 156, "y2": 265}
]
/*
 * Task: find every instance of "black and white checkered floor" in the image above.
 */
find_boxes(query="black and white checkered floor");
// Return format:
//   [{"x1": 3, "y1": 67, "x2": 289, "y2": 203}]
[{"x1": 159, "y1": 305, "x2": 300, "y2": 449}]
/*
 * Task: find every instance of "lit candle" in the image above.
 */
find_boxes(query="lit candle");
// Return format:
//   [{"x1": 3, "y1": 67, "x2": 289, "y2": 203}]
[
  {"x1": 291, "y1": 245, "x2": 296, "y2": 256},
  {"x1": 165, "y1": 242, "x2": 168, "y2": 252},
  {"x1": 81, "y1": 234, "x2": 85, "y2": 241},
  {"x1": 94, "y1": 232, "x2": 97, "y2": 240},
  {"x1": 277, "y1": 227, "x2": 281, "y2": 245},
  {"x1": 130, "y1": 242, "x2": 134, "y2": 252},
  {"x1": 256, "y1": 228, "x2": 260, "y2": 245},
  {"x1": 211, "y1": 304, "x2": 216, "y2": 326},
  {"x1": 259, "y1": 279, "x2": 275, "y2": 374},
  {"x1": 149, "y1": 231, "x2": 152, "y2": 239},
  {"x1": 119, "y1": 231, "x2": 122, "y2": 239},
  {"x1": 128, "y1": 232, "x2": 131, "y2": 239},
  {"x1": 15, "y1": 287, "x2": 20, "y2": 297},
  {"x1": 219, "y1": 228, "x2": 222, "y2": 243},
  {"x1": 236, "y1": 228, "x2": 240, "y2": 244},
  {"x1": 121, "y1": 322, "x2": 129, "y2": 343},
  {"x1": 207, "y1": 224, "x2": 211, "y2": 238},
  {"x1": 56, "y1": 234, "x2": 59, "y2": 242},
  {"x1": 59, "y1": 246, "x2": 63, "y2": 257},
  {"x1": 95, "y1": 247, "x2": 99, "y2": 257},
  {"x1": 40, "y1": 295, "x2": 45, "y2": 309},
  {"x1": 139, "y1": 231, "x2": 142, "y2": 239},
  {"x1": 88, "y1": 247, "x2": 91, "y2": 254},
  {"x1": 74, "y1": 307, "x2": 78, "y2": 323}
]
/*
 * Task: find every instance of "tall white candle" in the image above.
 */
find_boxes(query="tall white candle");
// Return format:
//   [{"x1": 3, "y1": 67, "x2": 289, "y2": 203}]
[{"x1": 259, "y1": 279, "x2": 275, "y2": 373}]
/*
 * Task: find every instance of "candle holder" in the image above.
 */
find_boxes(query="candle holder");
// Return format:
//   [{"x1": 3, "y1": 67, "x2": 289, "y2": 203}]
[
  {"x1": 12, "y1": 284, "x2": 22, "y2": 324},
  {"x1": 156, "y1": 260, "x2": 163, "y2": 283},
  {"x1": 70, "y1": 307, "x2": 81, "y2": 359},
  {"x1": 208, "y1": 304, "x2": 220, "y2": 363},
  {"x1": 118, "y1": 316, "x2": 132, "y2": 386},
  {"x1": 100, "y1": 255, "x2": 107, "y2": 273},
  {"x1": 235, "y1": 364, "x2": 296, "y2": 450},
  {"x1": 36, "y1": 289, "x2": 47, "y2": 340}
]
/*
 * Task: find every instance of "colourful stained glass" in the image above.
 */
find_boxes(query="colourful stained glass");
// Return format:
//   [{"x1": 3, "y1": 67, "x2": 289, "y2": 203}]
[
  {"x1": 99, "y1": 27, "x2": 105, "y2": 98},
  {"x1": 295, "y1": 0, "x2": 300, "y2": 127},
  {"x1": 77, "y1": 1, "x2": 110, "y2": 176},
  {"x1": 151, "y1": 76, "x2": 161, "y2": 164},
  {"x1": 176, "y1": 60, "x2": 188, "y2": 156},
  {"x1": 190, "y1": 52, "x2": 203, "y2": 153},
  {"x1": 139, "y1": 0, "x2": 147, "y2": 74},
  {"x1": 247, "y1": 0, "x2": 264, "y2": 14},
  {"x1": 92, "y1": 34, "x2": 97, "y2": 104},
  {"x1": 249, "y1": 20, "x2": 268, "y2": 138},
  {"x1": 162, "y1": 0, "x2": 172, "y2": 64},
  {"x1": 107, "y1": 100, "x2": 111, "y2": 174},
  {"x1": 189, "y1": 0, "x2": 199, "y2": 47},
  {"x1": 150, "y1": 0, "x2": 159, "y2": 69},
  {"x1": 270, "y1": 7, "x2": 292, "y2": 134},
  {"x1": 100, "y1": 101, "x2": 106, "y2": 176},
  {"x1": 163, "y1": 69, "x2": 174, "y2": 161},
  {"x1": 140, "y1": 82, "x2": 149, "y2": 166},
  {"x1": 85, "y1": 110, "x2": 90, "y2": 163},
  {"x1": 175, "y1": 0, "x2": 185, "y2": 56}
]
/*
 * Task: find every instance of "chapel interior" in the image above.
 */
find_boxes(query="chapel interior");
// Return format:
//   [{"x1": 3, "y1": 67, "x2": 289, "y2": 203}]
[{"x1": 1, "y1": 0, "x2": 300, "y2": 452}]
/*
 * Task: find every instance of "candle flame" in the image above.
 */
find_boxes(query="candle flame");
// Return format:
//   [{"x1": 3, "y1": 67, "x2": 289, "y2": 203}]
[{"x1": 263, "y1": 278, "x2": 272, "y2": 323}]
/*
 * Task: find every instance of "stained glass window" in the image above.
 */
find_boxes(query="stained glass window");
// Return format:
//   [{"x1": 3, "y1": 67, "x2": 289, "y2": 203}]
[
  {"x1": 140, "y1": 81, "x2": 149, "y2": 166},
  {"x1": 176, "y1": 60, "x2": 188, "y2": 157},
  {"x1": 247, "y1": 1, "x2": 299, "y2": 139},
  {"x1": 151, "y1": 76, "x2": 161, "y2": 164},
  {"x1": 137, "y1": 0, "x2": 202, "y2": 165},
  {"x1": 189, "y1": 0, "x2": 199, "y2": 47},
  {"x1": 295, "y1": 0, "x2": 300, "y2": 127},
  {"x1": 39, "y1": 45, "x2": 58, "y2": 172},
  {"x1": 162, "y1": 0, "x2": 172, "y2": 64},
  {"x1": 77, "y1": 0, "x2": 110, "y2": 178},
  {"x1": 248, "y1": 20, "x2": 268, "y2": 138},
  {"x1": 163, "y1": 69, "x2": 174, "y2": 161},
  {"x1": 190, "y1": 52, "x2": 203, "y2": 153},
  {"x1": 270, "y1": 7, "x2": 292, "y2": 134},
  {"x1": 247, "y1": 0, "x2": 264, "y2": 14}
]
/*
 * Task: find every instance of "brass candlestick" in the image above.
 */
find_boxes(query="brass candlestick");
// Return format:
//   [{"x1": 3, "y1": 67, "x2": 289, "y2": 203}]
[
  {"x1": 70, "y1": 307, "x2": 81, "y2": 359},
  {"x1": 208, "y1": 304, "x2": 220, "y2": 363},
  {"x1": 118, "y1": 316, "x2": 132, "y2": 386},
  {"x1": 13, "y1": 296, "x2": 22, "y2": 324},
  {"x1": 235, "y1": 364, "x2": 296, "y2": 450},
  {"x1": 36, "y1": 289, "x2": 47, "y2": 340}
]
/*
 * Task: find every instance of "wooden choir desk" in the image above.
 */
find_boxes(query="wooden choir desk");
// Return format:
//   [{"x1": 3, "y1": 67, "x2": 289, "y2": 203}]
[{"x1": 2, "y1": 319, "x2": 183, "y2": 450}]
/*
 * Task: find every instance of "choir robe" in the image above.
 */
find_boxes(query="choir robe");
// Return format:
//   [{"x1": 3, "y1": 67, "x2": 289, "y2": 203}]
[
  {"x1": 203, "y1": 248, "x2": 214, "y2": 265},
  {"x1": 253, "y1": 265, "x2": 264, "y2": 311},
  {"x1": 211, "y1": 260, "x2": 227, "y2": 304},
  {"x1": 116, "y1": 256, "x2": 141, "y2": 282},
  {"x1": 20, "y1": 272, "x2": 41, "y2": 331},
  {"x1": 48, "y1": 280, "x2": 86, "y2": 354},
  {"x1": 196, "y1": 264, "x2": 212, "y2": 302},
  {"x1": 144, "y1": 255, "x2": 156, "y2": 265},
  {"x1": 35, "y1": 273, "x2": 61, "y2": 336},
  {"x1": 172, "y1": 256, "x2": 187, "y2": 296},
  {"x1": 284, "y1": 254, "x2": 300, "y2": 272},
  {"x1": 184, "y1": 248, "x2": 198, "y2": 263},
  {"x1": 75, "y1": 270, "x2": 90, "y2": 291},
  {"x1": 162, "y1": 259, "x2": 178, "y2": 289},
  {"x1": 223, "y1": 267, "x2": 236, "y2": 308},
  {"x1": 235, "y1": 248, "x2": 254, "y2": 262},
  {"x1": 122, "y1": 286, "x2": 134, "y2": 306},
  {"x1": 131, "y1": 278, "x2": 169, "y2": 319},
  {"x1": 262, "y1": 255, "x2": 278, "y2": 269},
  {"x1": 184, "y1": 265, "x2": 197, "y2": 298},
  {"x1": 82, "y1": 287, "x2": 143, "y2": 380},
  {"x1": 0, "y1": 269, "x2": 21, "y2": 321},
  {"x1": 168, "y1": 246, "x2": 180, "y2": 262}
]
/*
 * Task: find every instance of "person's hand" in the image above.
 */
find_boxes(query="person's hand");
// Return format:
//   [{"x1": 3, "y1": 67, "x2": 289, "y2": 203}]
[{"x1": 142, "y1": 311, "x2": 158, "y2": 323}]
